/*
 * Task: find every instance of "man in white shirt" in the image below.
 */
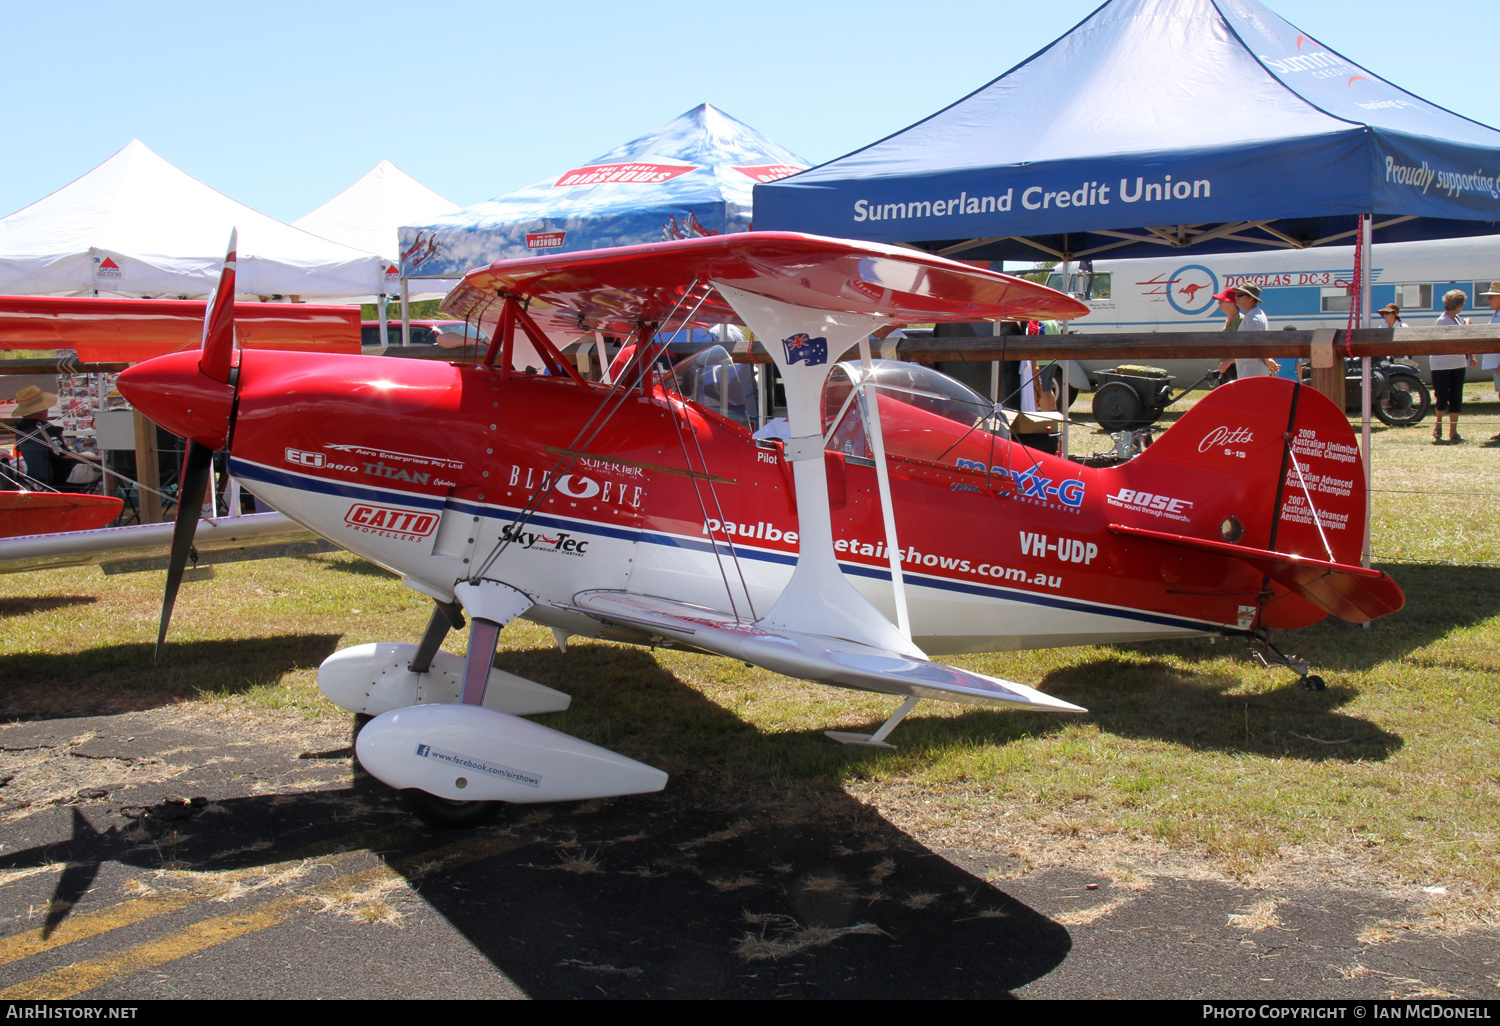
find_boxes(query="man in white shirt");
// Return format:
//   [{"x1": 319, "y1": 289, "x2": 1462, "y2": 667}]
[{"x1": 1217, "y1": 284, "x2": 1280, "y2": 380}]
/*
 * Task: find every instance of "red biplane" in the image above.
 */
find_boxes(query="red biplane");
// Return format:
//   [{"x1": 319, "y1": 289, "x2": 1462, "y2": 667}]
[{"x1": 114, "y1": 232, "x2": 1403, "y2": 825}]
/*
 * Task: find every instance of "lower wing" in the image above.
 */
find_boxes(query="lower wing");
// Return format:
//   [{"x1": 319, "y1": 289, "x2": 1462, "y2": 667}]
[{"x1": 565, "y1": 590, "x2": 1085, "y2": 713}]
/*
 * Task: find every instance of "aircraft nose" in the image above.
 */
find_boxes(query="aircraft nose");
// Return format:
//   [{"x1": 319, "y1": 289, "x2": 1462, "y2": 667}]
[{"x1": 116, "y1": 351, "x2": 236, "y2": 450}]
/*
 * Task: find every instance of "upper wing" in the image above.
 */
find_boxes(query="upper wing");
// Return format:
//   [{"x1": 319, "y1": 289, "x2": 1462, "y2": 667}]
[
  {"x1": 567, "y1": 590, "x2": 1085, "y2": 714},
  {"x1": 0, "y1": 511, "x2": 334, "y2": 575},
  {"x1": 442, "y1": 231, "x2": 1089, "y2": 335}
]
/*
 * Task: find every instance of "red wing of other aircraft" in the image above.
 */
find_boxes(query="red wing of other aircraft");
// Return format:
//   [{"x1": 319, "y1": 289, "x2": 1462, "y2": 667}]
[
  {"x1": 0, "y1": 295, "x2": 359, "y2": 363},
  {"x1": 102, "y1": 231, "x2": 1399, "y2": 824},
  {"x1": 0, "y1": 278, "x2": 358, "y2": 575},
  {"x1": 0, "y1": 491, "x2": 122, "y2": 539}
]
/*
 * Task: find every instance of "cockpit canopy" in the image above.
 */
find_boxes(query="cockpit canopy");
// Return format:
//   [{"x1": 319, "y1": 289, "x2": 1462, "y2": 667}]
[{"x1": 822, "y1": 360, "x2": 1005, "y2": 463}]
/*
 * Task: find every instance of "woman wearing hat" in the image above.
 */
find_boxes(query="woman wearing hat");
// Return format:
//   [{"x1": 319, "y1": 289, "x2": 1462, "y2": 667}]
[
  {"x1": 1217, "y1": 284, "x2": 1280, "y2": 380},
  {"x1": 7, "y1": 385, "x2": 66, "y2": 486},
  {"x1": 1378, "y1": 303, "x2": 1407, "y2": 328},
  {"x1": 1213, "y1": 287, "x2": 1241, "y2": 332}
]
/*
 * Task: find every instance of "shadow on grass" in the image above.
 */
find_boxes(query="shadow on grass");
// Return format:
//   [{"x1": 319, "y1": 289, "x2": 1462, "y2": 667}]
[
  {"x1": 1119, "y1": 562, "x2": 1500, "y2": 676},
  {"x1": 0, "y1": 595, "x2": 97, "y2": 619},
  {"x1": 1043, "y1": 656, "x2": 1400, "y2": 761},
  {"x1": 0, "y1": 643, "x2": 1072, "y2": 999},
  {"x1": 809, "y1": 655, "x2": 1400, "y2": 765},
  {"x1": 0, "y1": 634, "x2": 342, "y2": 720},
  {"x1": 296, "y1": 553, "x2": 398, "y2": 579}
]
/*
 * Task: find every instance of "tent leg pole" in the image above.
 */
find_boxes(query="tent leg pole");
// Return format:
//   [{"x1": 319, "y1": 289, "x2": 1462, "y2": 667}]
[
  {"x1": 1359, "y1": 214, "x2": 1373, "y2": 574},
  {"x1": 401, "y1": 279, "x2": 410, "y2": 348},
  {"x1": 378, "y1": 293, "x2": 388, "y2": 349}
]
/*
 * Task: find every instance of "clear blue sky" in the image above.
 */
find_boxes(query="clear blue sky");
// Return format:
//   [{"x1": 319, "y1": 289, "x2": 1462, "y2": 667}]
[{"x1": 4, "y1": 0, "x2": 1494, "y2": 223}]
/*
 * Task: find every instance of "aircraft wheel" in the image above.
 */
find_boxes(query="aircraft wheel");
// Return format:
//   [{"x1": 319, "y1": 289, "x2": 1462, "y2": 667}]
[
  {"x1": 1092, "y1": 381, "x2": 1143, "y2": 431},
  {"x1": 1301, "y1": 674, "x2": 1327, "y2": 692},
  {"x1": 399, "y1": 789, "x2": 502, "y2": 829}
]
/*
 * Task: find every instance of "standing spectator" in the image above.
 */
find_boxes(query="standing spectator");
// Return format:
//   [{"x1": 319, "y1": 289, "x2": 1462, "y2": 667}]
[
  {"x1": 1378, "y1": 303, "x2": 1407, "y2": 328},
  {"x1": 1218, "y1": 284, "x2": 1279, "y2": 380},
  {"x1": 1432, "y1": 289, "x2": 1477, "y2": 444},
  {"x1": 1477, "y1": 283, "x2": 1500, "y2": 440},
  {"x1": 1213, "y1": 287, "x2": 1241, "y2": 332}
]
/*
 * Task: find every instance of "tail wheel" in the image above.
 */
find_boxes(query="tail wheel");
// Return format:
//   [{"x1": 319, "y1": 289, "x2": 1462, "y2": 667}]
[
  {"x1": 399, "y1": 789, "x2": 502, "y2": 829},
  {"x1": 1374, "y1": 374, "x2": 1432, "y2": 427},
  {"x1": 1091, "y1": 381, "x2": 1145, "y2": 431}
]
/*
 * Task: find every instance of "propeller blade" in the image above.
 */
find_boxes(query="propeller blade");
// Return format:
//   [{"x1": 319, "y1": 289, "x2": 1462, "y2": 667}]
[
  {"x1": 154, "y1": 439, "x2": 215, "y2": 663},
  {"x1": 199, "y1": 229, "x2": 237, "y2": 384}
]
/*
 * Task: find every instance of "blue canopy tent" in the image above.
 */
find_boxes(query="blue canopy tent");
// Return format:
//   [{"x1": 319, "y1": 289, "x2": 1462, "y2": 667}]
[
  {"x1": 398, "y1": 104, "x2": 806, "y2": 282},
  {"x1": 753, "y1": 0, "x2": 1500, "y2": 264},
  {"x1": 755, "y1": 0, "x2": 1500, "y2": 568}
]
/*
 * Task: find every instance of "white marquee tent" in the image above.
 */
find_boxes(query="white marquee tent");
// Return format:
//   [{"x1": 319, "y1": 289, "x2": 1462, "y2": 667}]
[
  {"x1": 0, "y1": 140, "x2": 385, "y2": 299},
  {"x1": 295, "y1": 160, "x2": 459, "y2": 302}
]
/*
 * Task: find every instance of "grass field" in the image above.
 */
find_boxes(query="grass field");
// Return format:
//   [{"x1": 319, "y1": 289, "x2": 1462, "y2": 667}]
[{"x1": 3, "y1": 388, "x2": 1497, "y2": 927}]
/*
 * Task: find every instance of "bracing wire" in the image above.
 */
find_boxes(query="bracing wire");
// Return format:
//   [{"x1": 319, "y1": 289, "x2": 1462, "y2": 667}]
[
  {"x1": 472, "y1": 281, "x2": 714, "y2": 581},
  {"x1": 657, "y1": 288, "x2": 759, "y2": 621}
]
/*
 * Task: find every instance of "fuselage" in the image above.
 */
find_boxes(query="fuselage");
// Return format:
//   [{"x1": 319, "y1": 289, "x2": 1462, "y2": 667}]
[{"x1": 209, "y1": 350, "x2": 1350, "y2": 655}]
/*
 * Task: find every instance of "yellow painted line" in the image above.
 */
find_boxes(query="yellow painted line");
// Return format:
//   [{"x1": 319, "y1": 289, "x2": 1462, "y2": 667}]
[
  {"x1": 0, "y1": 847, "x2": 371, "y2": 969},
  {"x1": 0, "y1": 892, "x2": 198, "y2": 968},
  {"x1": 0, "y1": 833, "x2": 526, "y2": 999},
  {"x1": 0, "y1": 893, "x2": 313, "y2": 1000}
]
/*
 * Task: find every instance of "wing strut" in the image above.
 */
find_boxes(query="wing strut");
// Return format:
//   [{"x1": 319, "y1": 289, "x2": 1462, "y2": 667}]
[{"x1": 855, "y1": 338, "x2": 911, "y2": 639}]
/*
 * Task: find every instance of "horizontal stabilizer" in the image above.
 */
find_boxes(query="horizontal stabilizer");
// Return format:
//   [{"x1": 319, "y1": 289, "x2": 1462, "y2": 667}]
[
  {"x1": 568, "y1": 591, "x2": 1086, "y2": 714},
  {"x1": 1108, "y1": 524, "x2": 1405, "y2": 624}
]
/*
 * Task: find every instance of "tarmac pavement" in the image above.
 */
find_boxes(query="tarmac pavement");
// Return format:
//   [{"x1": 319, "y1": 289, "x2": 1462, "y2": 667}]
[{"x1": 0, "y1": 707, "x2": 1492, "y2": 1001}]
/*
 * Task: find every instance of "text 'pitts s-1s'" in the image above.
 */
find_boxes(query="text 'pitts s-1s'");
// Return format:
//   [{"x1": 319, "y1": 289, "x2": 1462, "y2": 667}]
[{"x1": 116, "y1": 232, "x2": 1403, "y2": 826}]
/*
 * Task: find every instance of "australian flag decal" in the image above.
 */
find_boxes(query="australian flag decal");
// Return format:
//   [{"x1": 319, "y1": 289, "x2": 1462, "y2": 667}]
[{"x1": 781, "y1": 333, "x2": 828, "y2": 366}]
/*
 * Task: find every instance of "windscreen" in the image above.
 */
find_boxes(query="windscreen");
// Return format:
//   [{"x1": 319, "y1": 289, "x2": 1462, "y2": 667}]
[{"x1": 823, "y1": 360, "x2": 1000, "y2": 462}]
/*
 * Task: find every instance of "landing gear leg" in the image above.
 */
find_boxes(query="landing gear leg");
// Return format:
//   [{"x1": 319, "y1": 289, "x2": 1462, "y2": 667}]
[
  {"x1": 398, "y1": 582, "x2": 530, "y2": 829},
  {"x1": 1248, "y1": 634, "x2": 1326, "y2": 691},
  {"x1": 351, "y1": 600, "x2": 463, "y2": 781},
  {"x1": 409, "y1": 599, "x2": 464, "y2": 674}
]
